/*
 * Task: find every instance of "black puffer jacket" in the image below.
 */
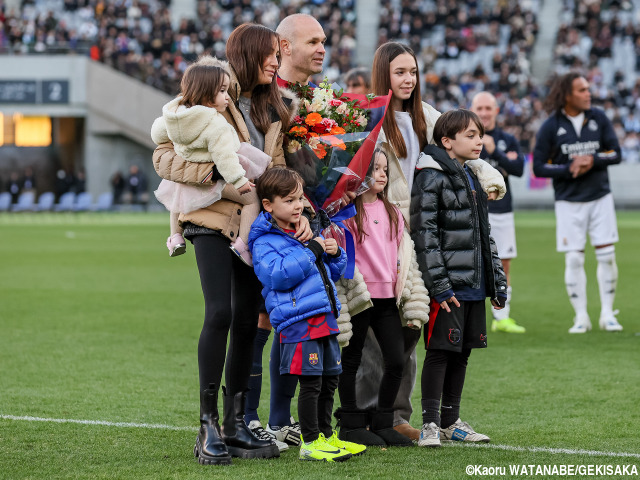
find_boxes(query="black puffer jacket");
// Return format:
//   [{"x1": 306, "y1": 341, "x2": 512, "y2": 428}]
[{"x1": 409, "y1": 145, "x2": 507, "y2": 302}]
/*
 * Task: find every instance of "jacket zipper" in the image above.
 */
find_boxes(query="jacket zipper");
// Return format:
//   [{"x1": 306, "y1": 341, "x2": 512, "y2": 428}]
[
  {"x1": 270, "y1": 219, "x2": 337, "y2": 314},
  {"x1": 457, "y1": 162, "x2": 482, "y2": 289}
]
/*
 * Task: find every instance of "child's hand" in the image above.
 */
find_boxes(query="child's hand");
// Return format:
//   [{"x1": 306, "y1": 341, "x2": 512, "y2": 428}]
[
  {"x1": 313, "y1": 237, "x2": 326, "y2": 252},
  {"x1": 491, "y1": 297, "x2": 506, "y2": 310},
  {"x1": 440, "y1": 295, "x2": 460, "y2": 313},
  {"x1": 487, "y1": 190, "x2": 498, "y2": 201},
  {"x1": 324, "y1": 238, "x2": 338, "y2": 256},
  {"x1": 237, "y1": 181, "x2": 254, "y2": 195}
]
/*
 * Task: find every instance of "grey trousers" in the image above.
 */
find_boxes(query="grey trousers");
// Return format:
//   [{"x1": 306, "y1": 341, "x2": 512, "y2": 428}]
[{"x1": 355, "y1": 326, "x2": 421, "y2": 426}]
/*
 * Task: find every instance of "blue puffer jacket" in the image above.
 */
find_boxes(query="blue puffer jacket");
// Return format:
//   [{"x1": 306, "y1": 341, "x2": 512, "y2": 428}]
[{"x1": 248, "y1": 212, "x2": 347, "y2": 333}]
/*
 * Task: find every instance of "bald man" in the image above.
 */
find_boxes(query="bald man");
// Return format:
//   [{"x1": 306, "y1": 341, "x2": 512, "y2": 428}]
[
  {"x1": 471, "y1": 92, "x2": 526, "y2": 333},
  {"x1": 276, "y1": 13, "x2": 327, "y2": 86}
]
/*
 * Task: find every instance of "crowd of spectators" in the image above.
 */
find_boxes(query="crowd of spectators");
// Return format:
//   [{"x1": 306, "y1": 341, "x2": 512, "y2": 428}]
[{"x1": 2, "y1": 0, "x2": 640, "y2": 159}]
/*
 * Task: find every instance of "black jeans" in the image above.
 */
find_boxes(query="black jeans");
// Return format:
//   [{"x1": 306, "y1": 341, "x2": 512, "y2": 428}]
[
  {"x1": 339, "y1": 298, "x2": 405, "y2": 411},
  {"x1": 192, "y1": 233, "x2": 262, "y2": 394}
]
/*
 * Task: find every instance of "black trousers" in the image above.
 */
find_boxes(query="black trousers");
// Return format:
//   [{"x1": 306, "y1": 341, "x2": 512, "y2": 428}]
[
  {"x1": 421, "y1": 348, "x2": 471, "y2": 427},
  {"x1": 339, "y1": 298, "x2": 405, "y2": 411},
  {"x1": 192, "y1": 233, "x2": 262, "y2": 394},
  {"x1": 298, "y1": 375, "x2": 339, "y2": 443}
]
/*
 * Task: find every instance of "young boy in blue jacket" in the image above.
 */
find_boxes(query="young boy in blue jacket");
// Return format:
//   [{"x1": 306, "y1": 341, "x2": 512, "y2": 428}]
[
  {"x1": 410, "y1": 110, "x2": 508, "y2": 447},
  {"x1": 249, "y1": 166, "x2": 365, "y2": 462}
]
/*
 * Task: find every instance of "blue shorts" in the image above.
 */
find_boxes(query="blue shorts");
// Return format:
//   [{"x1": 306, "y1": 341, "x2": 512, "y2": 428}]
[{"x1": 280, "y1": 335, "x2": 342, "y2": 376}]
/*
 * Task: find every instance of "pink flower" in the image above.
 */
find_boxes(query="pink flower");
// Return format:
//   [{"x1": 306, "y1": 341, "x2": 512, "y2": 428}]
[
  {"x1": 329, "y1": 99, "x2": 343, "y2": 107},
  {"x1": 320, "y1": 118, "x2": 337, "y2": 130},
  {"x1": 294, "y1": 115, "x2": 303, "y2": 124}
]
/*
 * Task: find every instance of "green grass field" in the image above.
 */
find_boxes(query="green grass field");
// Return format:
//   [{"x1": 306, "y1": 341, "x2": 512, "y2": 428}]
[{"x1": 1, "y1": 211, "x2": 639, "y2": 479}]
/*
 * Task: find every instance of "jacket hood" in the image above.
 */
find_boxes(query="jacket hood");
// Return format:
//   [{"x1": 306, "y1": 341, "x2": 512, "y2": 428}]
[
  {"x1": 162, "y1": 96, "x2": 215, "y2": 145},
  {"x1": 248, "y1": 211, "x2": 279, "y2": 250},
  {"x1": 416, "y1": 144, "x2": 460, "y2": 175}
]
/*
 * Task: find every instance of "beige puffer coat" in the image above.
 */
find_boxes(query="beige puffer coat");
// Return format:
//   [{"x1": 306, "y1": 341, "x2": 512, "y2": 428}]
[{"x1": 152, "y1": 69, "x2": 298, "y2": 241}]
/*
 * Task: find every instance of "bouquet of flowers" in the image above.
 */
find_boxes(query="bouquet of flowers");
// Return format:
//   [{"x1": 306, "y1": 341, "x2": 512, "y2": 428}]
[
  {"x1": 284, "y1": 79, "x2": 391, "y2": 216},
  {"x1": 284, "y1": 79, "x2": 392, "y2": 278}
]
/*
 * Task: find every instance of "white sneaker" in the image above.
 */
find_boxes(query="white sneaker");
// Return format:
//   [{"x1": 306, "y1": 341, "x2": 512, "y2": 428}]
[
  {"x1": 568, "y1": 314, "x2": 592, "y2": 334},
  {"x1": 266, "y1": 417, "x2": 302, "y2": 446},
  {"x1": 599, "y1": 310, "x2": 623, "y2": 331},
  {"x1": 417, "y1": 422, "x2": 441, "y2": 447},
  {"x1": 440, "y1": 419, "x2": 490, "y2": 443},
  {"x1": 247, "y1": 420, "x2": 288, "y2": 452}
]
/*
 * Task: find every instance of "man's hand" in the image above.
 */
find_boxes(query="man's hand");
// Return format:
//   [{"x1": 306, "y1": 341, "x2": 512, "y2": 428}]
[
  {"x1": 569, "y1": 155, "x2": 594, "y2": 178},
  {"x1": 295, "y1": 214, "x2": 313, "y2": 242},
  {"x1": 482, "y1": 135, "x2": 495, "y2": 154},
  {"x1": 506, "y1": 151, "x2": 519, "y2": 160},
  {"x1": 487, "y1": 190, "x2": 498, "y2": 201},
  {"x1": 440, "y1": 296, "x2": 460, "y2": 313},
  {"x1": 491, "y1": 297, "x2": 506, "y2": 310},
  {"x1": 324, "y1": 238, "x2": 338, "y2": 256},
  {"x1": 339, "y1": 191, "x2": 357, "y2": 208}
]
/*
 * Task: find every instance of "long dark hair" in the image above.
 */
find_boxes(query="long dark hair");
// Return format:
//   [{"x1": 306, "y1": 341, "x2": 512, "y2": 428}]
[
  {"x1": 371, "y1": 42, "x2": 427, "y2": 158},
  {"x1": 351, "y1": 148, "x2": 400, "y2": 244},
  {"x1": 226, "y1": 23, "x2": 291, "y2": 133},
  {"x1": 543, "y1": 71, "x2": 584, "y2": 114}
]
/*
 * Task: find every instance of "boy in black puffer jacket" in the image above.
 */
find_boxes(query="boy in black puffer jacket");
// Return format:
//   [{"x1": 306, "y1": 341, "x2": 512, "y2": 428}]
[{"x1": 410, "y1": 109, "x2": 507, "y2": 447}]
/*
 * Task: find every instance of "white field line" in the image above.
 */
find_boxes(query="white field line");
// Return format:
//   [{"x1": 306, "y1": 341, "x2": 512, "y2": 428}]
[
  {"x1": 0, "y1": 414, "x2": 196, "y2": 432},
  {"x1": 2, "y1": 414, "x2": 639, "y2": 459},
  {"x1": 451, "y1": 441, "x2": 640, "y2": 459}
]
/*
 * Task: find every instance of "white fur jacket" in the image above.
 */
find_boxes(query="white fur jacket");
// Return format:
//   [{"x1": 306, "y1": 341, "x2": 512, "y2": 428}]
[{"x1": 150, "y1": 97, "x2": 248, "y2": 189}]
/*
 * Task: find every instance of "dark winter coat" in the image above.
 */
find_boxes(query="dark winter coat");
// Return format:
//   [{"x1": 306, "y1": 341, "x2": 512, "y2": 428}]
[{"x1": 409, "y1": 145, "x2": 507, "y2": 303}]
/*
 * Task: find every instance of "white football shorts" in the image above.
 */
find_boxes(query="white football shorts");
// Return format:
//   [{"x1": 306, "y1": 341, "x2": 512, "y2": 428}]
[
  {"x1": 554, "y1": 193, "x2": 619, "y2": 252},
  {"x1": 488, "y1": 212, "x2": 517, "y2": 259}
]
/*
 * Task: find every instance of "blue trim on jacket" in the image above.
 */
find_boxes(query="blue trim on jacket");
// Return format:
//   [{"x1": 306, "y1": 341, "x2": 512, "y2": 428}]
[
  {"x1": 248, "y1": 212, "x2": 347, "y2": 334},
  {"x1": 532, "y1": 108, "x2": 621, "y2": 202}
]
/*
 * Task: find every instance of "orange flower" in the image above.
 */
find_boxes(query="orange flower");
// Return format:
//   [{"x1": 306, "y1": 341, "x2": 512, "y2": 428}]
[
  {"x1": 325, "y1": 135, "x2": 347, "y2": 150},
  {"x1": 305, "y1": 113, "x2": 323, "y2": 126},
  {"x1": 289, "y1": 126, "x2": 308, "y2": 136},
  {"x1": 308, "y1": 132, "x2": 319, "y2": 137},
  {"x1": 313, "y1": 143, "x2": 327, "y2": 159},
  {"x1": 330, "y1": 126, "x2": 346, "y2": 135}
]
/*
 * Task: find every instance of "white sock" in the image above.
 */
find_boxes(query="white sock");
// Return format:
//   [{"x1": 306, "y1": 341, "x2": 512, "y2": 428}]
[
  {"x1": 565, "y1": 251, "x2": 588, "y2": 320},
  {"x1": 492, "y1": 285, "x2": 511, "y2": 320},
  {"x1": 596, "y1": 246, "x2": 617, "y2": 319}
]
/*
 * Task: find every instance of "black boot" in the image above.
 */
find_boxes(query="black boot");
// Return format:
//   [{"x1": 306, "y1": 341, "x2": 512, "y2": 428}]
[
  {"x1": 194, "y1": 384, "x2": 232, "y2": 465},
  {"x1": 221, "y1": 386, "x2": 280, "y2": 459},
  {"x1": 334, "y1": 408, "x2": 386, "y2": 446},
  {"x1": 370, "y1": 410, "x2": 414, "y2": 446}
]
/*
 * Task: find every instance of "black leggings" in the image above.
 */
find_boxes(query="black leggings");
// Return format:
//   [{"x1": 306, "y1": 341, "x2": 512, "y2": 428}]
[
  {"x1": 421, "y1": 348, "x2": 471, "y2": 427},
  {"x1": 298, "y1": 375, "x2": 339, "y2": 443},
  {"x1": 338, "y1": 298, "x2": 405, "y2": 411},
  {"x1": 193, "y1": 233, "x2": 262, "y2": 394}
]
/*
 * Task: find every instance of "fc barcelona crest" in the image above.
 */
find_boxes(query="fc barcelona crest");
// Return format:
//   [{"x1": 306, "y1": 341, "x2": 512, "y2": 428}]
[{"x1": 308, "y1": 353, "x2": 319, "y2": 365}]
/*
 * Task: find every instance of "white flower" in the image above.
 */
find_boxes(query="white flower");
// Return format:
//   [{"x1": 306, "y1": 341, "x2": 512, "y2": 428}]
[
  {"x1": 336, "y1": 103, "x2": 349, "y2": 115},
  {"x1": 357, "y1": 115, "x2": 368, "y2": 128},
  {"x1": 287, "y1": 140, "x2": 302, "y2": 153}
]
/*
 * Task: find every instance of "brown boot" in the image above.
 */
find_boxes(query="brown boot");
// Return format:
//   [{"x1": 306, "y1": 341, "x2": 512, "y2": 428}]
[{"x1": 393, "y1": 422, "x2": 420, "y2": 441}]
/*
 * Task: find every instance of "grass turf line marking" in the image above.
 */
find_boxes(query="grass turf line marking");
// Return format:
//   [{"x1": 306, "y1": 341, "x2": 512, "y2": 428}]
[
  {"x1": 3, "y1": 414, "x2": 639, "y2": 459},
  {"x1": 0, "y1": 414, "x2": 196, "y2": 432},
  {"x1": 452, "y1": 442, "x2": 640, "y2": 459}
]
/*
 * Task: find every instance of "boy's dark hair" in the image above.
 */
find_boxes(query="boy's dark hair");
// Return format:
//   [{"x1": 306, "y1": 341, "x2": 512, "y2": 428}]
[
  {"x1": 256, "y1": 166, "x2": 305, "y2": 202},
  {"x1": 433, "y1": 109, "x2": 484, "y2": 149}
]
